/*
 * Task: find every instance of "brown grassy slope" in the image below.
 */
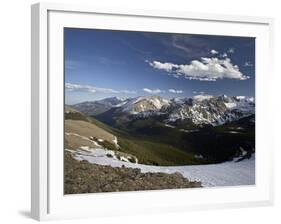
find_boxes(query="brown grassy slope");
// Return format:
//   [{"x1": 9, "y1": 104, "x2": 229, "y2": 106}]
[
  {"x1": 65, "y1": 105, "x2": 80, "y2": 113},
  {"x1": 65, "y1": 105, "x2": 118, "y2": 150},
  {"x1": 65, "y1": 120, "x2": 115, "y2": 145}
]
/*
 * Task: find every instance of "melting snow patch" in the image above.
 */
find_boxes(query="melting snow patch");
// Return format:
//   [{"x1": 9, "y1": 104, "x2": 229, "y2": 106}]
[
  {"x1": 71, "y1": 149, "x2": 255, "y2": 188},
  {"x1": 225, "y1": 102, "x2": 237, "y2": 109},
  {"x1": 164, "y1": 124, "x2": 176, "y2": 128},
  {"x1": 180, "y1": 129, "x2": 199, "y2": 133},
  {"x1": 80, "y1": 146, "x2": 90, "y2": 151},
  {"x1": 120, "y1": 156, "x2": 130, "y2": 162},
  {"x1": 67, "y1": 145, "x2": 139, "y2": 166},
  {"x1": 194, "y1": 154, "x2": 204, "y2": 159},
  {"x1": 113, "y1": 136, "x2": 120, "y2": 149}
]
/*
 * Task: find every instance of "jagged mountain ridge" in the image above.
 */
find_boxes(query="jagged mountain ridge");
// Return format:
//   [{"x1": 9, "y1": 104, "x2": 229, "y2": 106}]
[
  {"x1": 165, "y1": 95, "x2": 255, "y2": 126},
  {"x1": 73, "y1": 95, "x2": 255, "y2": 126}
]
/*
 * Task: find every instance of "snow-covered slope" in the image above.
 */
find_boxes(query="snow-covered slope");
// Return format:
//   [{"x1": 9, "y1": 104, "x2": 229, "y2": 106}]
[{"x1": 70, "y1": 148, "x2": 255, "y2": 187}]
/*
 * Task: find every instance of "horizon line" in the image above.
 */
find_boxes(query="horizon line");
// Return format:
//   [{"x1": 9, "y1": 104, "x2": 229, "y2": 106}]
[{"x1": 66, "y1": 94, "x2": 255, "y2": 105}]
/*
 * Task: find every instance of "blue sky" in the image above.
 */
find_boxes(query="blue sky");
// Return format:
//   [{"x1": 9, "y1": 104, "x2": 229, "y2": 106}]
[{"x1": 65, "y1": 28, "x2": 255, "y2": 105}]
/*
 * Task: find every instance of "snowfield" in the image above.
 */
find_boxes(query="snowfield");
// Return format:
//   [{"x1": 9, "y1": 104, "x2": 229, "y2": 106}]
[{"x1": 68, "y1": 146, "x2": 255, "y2": 187}]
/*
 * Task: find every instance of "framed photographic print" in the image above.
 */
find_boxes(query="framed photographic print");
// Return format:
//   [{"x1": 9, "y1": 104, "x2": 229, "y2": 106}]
[{"x1": 31, "y1": 2, "x2": 274, "y2": 221}]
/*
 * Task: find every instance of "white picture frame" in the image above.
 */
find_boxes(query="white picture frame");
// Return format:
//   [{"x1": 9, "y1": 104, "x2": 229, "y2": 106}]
[{"x1": 31, "y1": 2, "x2": 274, "y2": 221}]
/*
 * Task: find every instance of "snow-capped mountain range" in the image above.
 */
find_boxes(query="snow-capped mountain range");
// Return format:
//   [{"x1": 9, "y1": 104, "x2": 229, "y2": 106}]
[
  {"x1": 72, "y1": 95, "x2": 255, "y2": 126},
  {"x1": 165, "y1": 95, "x2": 255, "y2": 126}
]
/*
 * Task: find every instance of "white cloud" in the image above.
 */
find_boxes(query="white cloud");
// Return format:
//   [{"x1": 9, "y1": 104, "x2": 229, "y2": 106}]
[
  {"x1": 143, "y1": 88, "x2": 164, "y2": 94},
  {"x1": 228, "y1": 48, "x2": 235, "y2": 53},
  {"x1": 147, "y1": 60, "x2": 178, "y2": 72},
  {"x1": 210, "y1": 49, "x2": 219, "y2": 54},
  {"x1": 244, "y1": 61, "x2": 253, "y2": 67},
  {"x1": 65, "y1": 83, "x2": 136, "y2": 94},
  {"x1": 221, "y1": 53, "x2": 228, "y2": 58},
  {"x1": 143, "y1": 88, "x2": 183, "y2": 94},
  {"x1": 169, "y1": 89, "x2": 183, "y2": 94},
  {"x1": 147, "y1": 57, "x2": 249, "y2": 81}
]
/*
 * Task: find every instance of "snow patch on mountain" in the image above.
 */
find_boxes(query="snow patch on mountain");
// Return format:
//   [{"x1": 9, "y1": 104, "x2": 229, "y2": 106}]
[
  {"x1": 71, "y1": 148, "x2": 255, "y2": 187},
  {"x1": 225, "y1": 102, "x2": 237, "y2": 109},
  {"x1": 167, "y1": 95, "x2": 255, "y2": 126},
  {"x1": 121, "y1": 96, "x2": 170, "y2": 114},
  {"x1": 193, "y1": 94, "x2": 213, "y2": 102}
]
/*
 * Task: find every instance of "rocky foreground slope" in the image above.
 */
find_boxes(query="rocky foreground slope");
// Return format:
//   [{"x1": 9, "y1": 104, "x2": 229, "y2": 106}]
[{"x1": 64, "y1": 152, "x2": 201, "y2": 194}]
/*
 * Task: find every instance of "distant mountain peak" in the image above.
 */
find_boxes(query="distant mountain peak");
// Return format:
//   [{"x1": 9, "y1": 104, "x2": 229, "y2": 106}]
[
  {"x1": 120, "y1": 95, "x2": 170, "y2": 114},
  {"x1": 73, "y1": 95, "x2": 255, "y2": 127}
]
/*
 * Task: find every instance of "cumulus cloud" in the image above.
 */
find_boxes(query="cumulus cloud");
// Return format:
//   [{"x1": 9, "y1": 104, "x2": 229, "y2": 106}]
[
  {"x1": 147, "y1": 57, "x2": 249, "y2": 81},
  {"x1": 146, "y1": 60, "x2": 177, "y2": 72},
  {"x1": 143, "y1": 88, "x2": 164, "y2": 94},
  {"x1": 210, "y1": 49, "x2": 219, "y2": 54},
  {"x1": 65, "y1": 83, "x2": 136, "y2": 94},
  {"x1": 169, "y1": 89, "x2": 183, "y2": 94}
]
